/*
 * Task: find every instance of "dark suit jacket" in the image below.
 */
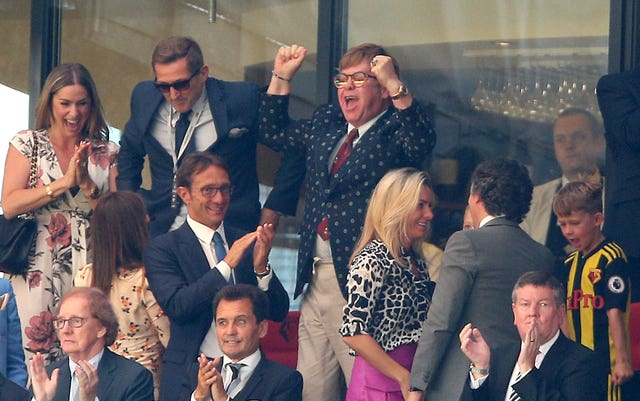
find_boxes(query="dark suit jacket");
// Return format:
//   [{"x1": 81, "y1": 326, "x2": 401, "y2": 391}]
[
  {"x1": 258, "y1": 94, "x2": 436, "y2": 298},
  {"x1": 231, "y1": 356, "x2": 302, "y2": 401},
  {"x1": 0, "y1": 372, "x2": 28, "y2": 401},
  {"x1": 117, "y1": 78, "x2": 305, "y2": 236},
  {"x1": 41, "y1": 348, "x2": 153, "y2": 401},
  {"x1": 188, "y1": 353, "x2": 303, "y2": 401},
  {"x1": 409, "y1": 218, "x2": 554, "y2": 401},
  {"x1": 144, "y1": 222, "x2": 290, "y2": 401},
  {"x1": 597, "y1": 69, "x2": 640, "y2": 258},
  {"x1": 472, "y1": 333, "x2": 603, "y2": 401}
]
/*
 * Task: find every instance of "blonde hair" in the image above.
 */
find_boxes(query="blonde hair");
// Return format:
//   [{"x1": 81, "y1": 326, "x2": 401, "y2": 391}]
[{"x1": 350, "y1": 168, "x2": 433, "y2": 267}]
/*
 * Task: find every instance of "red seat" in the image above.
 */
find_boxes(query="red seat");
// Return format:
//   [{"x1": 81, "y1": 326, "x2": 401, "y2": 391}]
[{"x1": 260, "y1": 311, "x2": 300, "y2": 369}]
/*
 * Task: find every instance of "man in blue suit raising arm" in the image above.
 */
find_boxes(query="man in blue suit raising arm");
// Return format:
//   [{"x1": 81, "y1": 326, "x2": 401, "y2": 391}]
[{"x1": 117, "y1": 36, "x2": 304, "y2": 237}]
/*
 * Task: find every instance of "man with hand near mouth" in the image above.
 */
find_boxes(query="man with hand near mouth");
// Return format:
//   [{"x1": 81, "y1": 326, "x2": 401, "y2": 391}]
[
  {"x1": 258, "y1": 43, "x2": 436, "y2": 401},
  {"x1": 145, "y1": 152, "x2": 290, "y2": 401},
  {"x1": 459, "y1": 270, "x2": 601, "y2": 401}
]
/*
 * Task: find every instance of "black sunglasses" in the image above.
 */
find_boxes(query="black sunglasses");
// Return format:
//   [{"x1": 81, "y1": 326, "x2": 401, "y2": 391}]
[{"x1": 155, "y1": 69, "x2": 200, "y2": 93}]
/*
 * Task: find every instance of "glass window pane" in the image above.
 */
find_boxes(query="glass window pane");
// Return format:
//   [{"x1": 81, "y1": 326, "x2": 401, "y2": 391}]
[
  {"x1": 348, "y1": 0, "x2": 609, "y2": 246},
  {"x1": 60, "y1": 0, "x2": 318, "y2": 308},
  {"x1": 0, "y1": 1, "x2": 31, "y2": 197}
]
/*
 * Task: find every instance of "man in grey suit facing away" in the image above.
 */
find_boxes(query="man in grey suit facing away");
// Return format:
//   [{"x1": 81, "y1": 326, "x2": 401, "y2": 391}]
[{"x1": 407, "y1": 159, "x2": 554, "y2": 401}]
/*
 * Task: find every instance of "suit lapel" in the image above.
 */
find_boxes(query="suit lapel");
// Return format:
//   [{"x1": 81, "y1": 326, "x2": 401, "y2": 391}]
[
  {"x1": 231, "y1": 356, "x2": 266, "y2": 400},
  {"x1": 53, "y1": 361, "x2": 72, "y2": 401},
  {"x1": 96, "y1": 349, "x2": 117, "y2": 396},
  {"x1": 206, "y1": 79, "x2": 229, "y2": 147},
  {"x1": 176, "y1": 223, "x2": 212, "y2": 281}
]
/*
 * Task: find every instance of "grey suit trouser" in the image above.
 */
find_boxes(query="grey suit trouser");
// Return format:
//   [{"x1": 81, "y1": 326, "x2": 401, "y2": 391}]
[{"x1": 297, "y1": 258, "x2": 354, "y2": 401}]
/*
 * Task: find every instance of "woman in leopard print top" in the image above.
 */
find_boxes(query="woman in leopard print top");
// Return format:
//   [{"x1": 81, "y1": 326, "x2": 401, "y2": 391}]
[{"x1": 340, "y1": 168, "x2": 435, "y2": 401}]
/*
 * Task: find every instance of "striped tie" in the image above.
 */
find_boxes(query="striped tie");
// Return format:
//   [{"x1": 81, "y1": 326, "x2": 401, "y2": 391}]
[{"x1": 508, "y1": 370, "x2": 522, "y2": 401}]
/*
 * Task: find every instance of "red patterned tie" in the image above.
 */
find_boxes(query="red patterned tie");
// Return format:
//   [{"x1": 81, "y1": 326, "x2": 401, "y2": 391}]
[{"x1": 317, "y1": 128, "x2": 359, "y2": 240}]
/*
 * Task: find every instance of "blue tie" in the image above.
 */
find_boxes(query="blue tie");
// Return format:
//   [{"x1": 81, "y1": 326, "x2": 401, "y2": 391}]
[{"x1": 213, "y1": 232, "x2": 233, "y2": 284}]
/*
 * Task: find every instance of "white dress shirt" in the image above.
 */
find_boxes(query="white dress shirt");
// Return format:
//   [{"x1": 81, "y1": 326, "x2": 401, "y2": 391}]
[{"x1": 190, "y1": 349, "x2": 262, "y2": 401}]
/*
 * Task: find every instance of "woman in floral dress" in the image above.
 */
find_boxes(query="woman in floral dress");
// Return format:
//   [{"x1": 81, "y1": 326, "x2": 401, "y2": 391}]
[
  {"x1": 75, "y1": 191, "x2": 169, "y2": 400},
  {"x1": 1, "y1": 63, "x2": 118, "y2": 365}
]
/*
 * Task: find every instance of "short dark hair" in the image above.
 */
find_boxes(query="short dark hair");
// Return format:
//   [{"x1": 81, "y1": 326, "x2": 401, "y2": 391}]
[
  {"x1": 58, "y1": 287, "x2": 119, "y2": 346},
  {"x1": 512, "y1": 270, "x2": 565, "y2": 307},
  {"x1": 212, "y1": 284, "x2": 270, "y2": 323},
  {"x1": 151, "y1": 36, "x2": 204, "y2": 75},
  {"x1": 552, "y1": 180, "x2": 603, "y2": 217},
  {"x1": 176, "y1": 151, "x2": 229, "y2": 189},
  {"x1": 469, "y1": 158, "x2": 532, "y2": 223},
  {"x1": 556, "y1": 107, "x2": 603, "y2": 138},
  {"x1": 339, "y1": 43, "x2": 400, "y2": 76}
]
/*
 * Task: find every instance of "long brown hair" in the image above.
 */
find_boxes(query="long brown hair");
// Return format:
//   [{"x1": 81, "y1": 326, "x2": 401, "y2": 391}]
[
  {"x1": 35, "y1": 63, "x2": 109, "y2": 142},
  {"x1": 90, "y1": 191, "x2": 149, "y2": 294}
]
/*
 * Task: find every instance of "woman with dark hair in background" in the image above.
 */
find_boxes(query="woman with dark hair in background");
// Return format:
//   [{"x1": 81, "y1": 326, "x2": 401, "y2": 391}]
[{"x1": 75, "y1": 191, "x2": 169, "y2": 400}]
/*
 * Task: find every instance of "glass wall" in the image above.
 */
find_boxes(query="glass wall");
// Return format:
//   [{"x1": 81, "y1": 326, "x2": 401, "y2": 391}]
[
  {"x1": 1, "y1": 0, "x2": 612, "y2": 303},
  {"x1": 59, "y1": 0, "x2": 319, "y2": 306},
  {"x1": 347, "y1": 0, "x2": 609, "y2": 247},
  {"x1": 0, "y1": 1, "x2": 32, "y2": 199}
]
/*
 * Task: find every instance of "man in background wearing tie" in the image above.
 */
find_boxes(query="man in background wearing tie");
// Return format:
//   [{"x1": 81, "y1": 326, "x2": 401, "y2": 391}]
[
  {"x1": 192, "y1": 284, "x2": 302, "y2": 401},
  {"x1": 259, "y1": 42, "x2": 436, "y2": 401},
  {"x1": 459, "y1": 270, "x2": 602, "y2": 401},
  {"x1": 145, "y1": 152, "x2": 290, "y2": 401}
]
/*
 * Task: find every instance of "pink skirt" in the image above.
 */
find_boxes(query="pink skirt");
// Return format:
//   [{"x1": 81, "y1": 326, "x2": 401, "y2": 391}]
[{"x1": 346, "y1": 342, "x2": 418, "y2": 401}]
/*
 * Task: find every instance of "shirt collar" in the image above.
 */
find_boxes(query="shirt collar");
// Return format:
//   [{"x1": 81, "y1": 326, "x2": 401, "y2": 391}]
[
  {"x1": 69, "y1": 348, "x2": 104, "y2": 375},
  {"x1": 537, "y1": 330, "x2": 560, "y2": 358},
  {"x1": 170, "y1": 89, "x2": 207, "y2": 126},
  {"x1": 186, "y1": 215, "x2": 226, "y2": 246},
  {"x1": 347, "y1": 108, "x2": 387, "y2": 138},
  {"x1": 478, "y1": 214, "x2": 505, "y2": 228}
]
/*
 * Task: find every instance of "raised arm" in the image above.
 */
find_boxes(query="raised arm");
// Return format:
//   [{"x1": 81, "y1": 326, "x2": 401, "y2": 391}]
[{"x1": 267, "y1": 45, "x2": 308, "y2": 96}]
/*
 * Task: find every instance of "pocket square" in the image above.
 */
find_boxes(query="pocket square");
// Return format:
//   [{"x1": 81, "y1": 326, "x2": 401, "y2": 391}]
[
  {"x1": 228, "y1": 127, "x2": 249, "y2": 138},
  {"x1": 0, "y1": 293, "x2": 9, "y2": 311}
]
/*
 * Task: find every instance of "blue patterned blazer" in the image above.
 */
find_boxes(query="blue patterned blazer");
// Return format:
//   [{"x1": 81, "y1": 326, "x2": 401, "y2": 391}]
[{"x1": 259, "y1": 94, "x2": 436, "y2": 298}]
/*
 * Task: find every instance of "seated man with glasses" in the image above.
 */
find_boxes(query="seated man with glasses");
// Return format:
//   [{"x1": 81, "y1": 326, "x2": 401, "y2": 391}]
[
  {"x1": 259, "y1": 43, "x2": 436, "y2": 401},
  {"x1": 117, "y1": 35, "x2": 305, "y2": 237},
  {"x1": 29, "y1": 287, "x2": 154, "y2": 401},
  {"x1": 144, "y1": 151, "x2": 290, "y2": 401}
]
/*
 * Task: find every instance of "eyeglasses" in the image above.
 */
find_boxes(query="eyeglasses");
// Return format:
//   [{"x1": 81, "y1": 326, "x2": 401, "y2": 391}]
[
  {"x1": 333, "y1": 72, "x2": 377, "y2": 88},
  {"x1": 199, "y1": 184, "x2": 233, "y2": 198},
  {"x1": 155, "y1": 69, "x2": 201, "y2": 93},
  {"x1": 53, "y1": 317, "x2": 88, "y2": 329}
]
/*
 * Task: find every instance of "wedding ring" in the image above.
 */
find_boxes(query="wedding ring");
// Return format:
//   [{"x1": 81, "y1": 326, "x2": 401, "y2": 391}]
[{"x1": 529, "y1": 339, "x2": 535, "y2": 343}]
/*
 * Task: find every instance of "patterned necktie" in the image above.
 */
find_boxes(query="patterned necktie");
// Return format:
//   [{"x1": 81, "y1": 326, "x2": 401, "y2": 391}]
[
  {"x1": 225, "y1": 362, "x2": 246, "y2": 395},
  {"x1": 175, "y1": 109, "x2": 192, "y2": 162},
  {"x1": 213, "y1": 232, "x2": 233, "y2": 284},
  {"x1": 508, "y1": 370, "x2": 522, "y2": 401},
  {"x1": 317, "y1": 128, "x2": 360, "y2": 240}
]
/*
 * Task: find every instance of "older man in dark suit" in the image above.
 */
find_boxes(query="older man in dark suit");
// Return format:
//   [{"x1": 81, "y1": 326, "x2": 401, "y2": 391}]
[
  {"x1": 29, "y1": 287, "x2": 153, "y2": 401},
  {"x1": 258, "y1": 43, "x2": 436, "y2": 400},
  {"x1": 117, "y1": 36, "x2": 304, "y2": 237},
  {"x1": 407, "y1": 159, "x2": 554, "y2": 401},
  {"x1": 145, "y1": 152, "x2": 289, "y2": 401},
  {"x1": 192, "y1": 284, "x2": 302, "y2": 401},
  {"x1": 460, "y1": 270, "x2": 602, "y2": 401}
]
